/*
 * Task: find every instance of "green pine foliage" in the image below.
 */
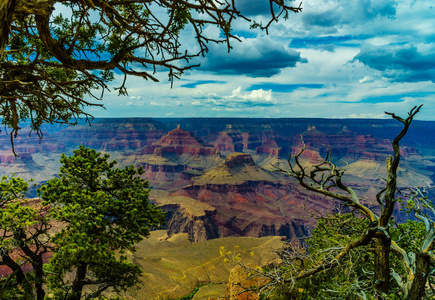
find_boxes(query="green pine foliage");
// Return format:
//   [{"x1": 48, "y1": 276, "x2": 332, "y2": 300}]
[
  {"x1": 263, "y1": 214, "x2": 429, "y2": 300},
  {"x1": 0, "y1": 146, "x2": 165, "y2": 299}
]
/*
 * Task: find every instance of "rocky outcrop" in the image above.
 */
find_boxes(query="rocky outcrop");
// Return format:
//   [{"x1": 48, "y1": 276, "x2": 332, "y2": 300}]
[
  {"x1": 190, "y1": 153, "x2": 280, "y2": 187},
  {"x1": 256, "y1": 139, "x2": 281, "y2": 157},
  {"x1": 259, "y1": 221, "x2": 309, "y2": 240},
  {"x1": 154, "y1": 125, "x2": 216, "y2": 153},
  {"x1": 57, "y1": 118, "x2": 166, "y2": 151},
  {"x1": 177, "y1": 153, "x2": 315, "y2": 240},
  {"x1": 163, "y1": 206, "x2": 219, "y2": 242},
  {"x1": 0, "y1": 151, "x2": 37, "y2": 166},
  {"x1": 212, "y1": 125, "x2": 244, "y2": 153},
  {"x1": 119, "y1": 126, "x2": 223, "y2": 185},
  {"x1": 153, "y1": 195, "x2": 220, "y2": 242}
]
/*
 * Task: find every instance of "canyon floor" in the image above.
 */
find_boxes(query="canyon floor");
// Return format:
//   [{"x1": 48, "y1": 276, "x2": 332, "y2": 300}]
[{"x1": 123, "y1": 230, "x2": 284, "y2": 300}]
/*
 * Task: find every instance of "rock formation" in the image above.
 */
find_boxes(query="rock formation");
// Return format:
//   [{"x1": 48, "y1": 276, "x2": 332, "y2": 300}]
[
  {"x1": 119, "y1": 126, "x2": 223, "y2": 186},
  {"x1": 178, "y1": 153, "x2": 313, "y2": 240},
  {"x1": 153, "y1": 195, "x2": 220, "y2": 242},
  {"x1": 212, "y1": 125, "x2": 244, "y2": 153},
  {"x1": 0, "y1": 117, "x2": 433, "y2": 243}
]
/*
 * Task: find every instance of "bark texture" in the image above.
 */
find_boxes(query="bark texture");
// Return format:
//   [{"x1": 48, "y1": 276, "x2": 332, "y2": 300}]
[
  {"x1": 0, "y1": 0, "x2": 18, "y2": 59},
  {"x1": 407, "y1": 253, "x2": 431, "y2": 300},
  {"x1": 374, "y1": 236, "x2": 392, "y2": 297}
]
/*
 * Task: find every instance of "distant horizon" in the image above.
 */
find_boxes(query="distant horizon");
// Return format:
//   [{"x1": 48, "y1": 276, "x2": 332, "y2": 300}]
[
  {"x1": 6, "y1": 115, "x2": 435, "y2": 129},
  {"x1": 86, "y1": 115, "x2": 435, "y2": 122}
]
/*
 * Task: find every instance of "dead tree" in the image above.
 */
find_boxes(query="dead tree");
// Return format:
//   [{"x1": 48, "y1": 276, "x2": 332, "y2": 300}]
[{"x1": 271, "y1": 105, "x2": 432, "y2": 298}]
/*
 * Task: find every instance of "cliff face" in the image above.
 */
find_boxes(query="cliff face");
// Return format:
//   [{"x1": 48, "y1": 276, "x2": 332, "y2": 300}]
[
  {"x1": 119, "y1": 126, "x2": 223, "y2": 186},
  {"x1": 162, "y1": 205, "x2": 219, "y2": 242},
  {"x1": 177, "y1": 153, "x2": 315, "y2": 240},
  {"x1": 190, "y1": 152, "x2": 280, "y2": 186},
  {"x1": 212, "y1": 126, "x2": 244, "y2": 153},
  {"x1": 256, "y1": 139, "x2": 282, "y2": 157},
  {"x1": 0, "y1": 117, "x2": 433, "y2": 244},
  {"x1": 151, "y1": 195, "x2": 220, "y2": 242},
  {"x1": 0, "y1": 119, "x2": 170, "y2": 182},
  {"x1": 0, "y1": 151, "x2": 39, "y2": 167},
  {"x1": 57, "y1": 118, "x2": 166, "y2": 151}
]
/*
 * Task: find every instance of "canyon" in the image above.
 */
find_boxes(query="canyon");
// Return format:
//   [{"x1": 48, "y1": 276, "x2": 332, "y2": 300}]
[
  {"x1": 1, "y1": 117, "x2": 434, "y2": 243},
  {"x1": 1, "y1": 117, "x2": 435, "y2": 299}
]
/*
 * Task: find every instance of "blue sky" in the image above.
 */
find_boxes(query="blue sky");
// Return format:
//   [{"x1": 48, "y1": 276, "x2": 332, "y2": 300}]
[{"x1": 90, "y1": 0, "x2": 435, "y2": 120}]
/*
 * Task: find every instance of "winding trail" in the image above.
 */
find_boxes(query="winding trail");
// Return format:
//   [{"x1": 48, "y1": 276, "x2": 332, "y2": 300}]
[{"x1": 156, "y1": 236, "x2": 283, "y2": 298}]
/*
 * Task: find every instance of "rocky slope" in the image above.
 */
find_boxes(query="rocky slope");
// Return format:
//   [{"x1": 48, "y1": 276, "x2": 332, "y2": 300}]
[
  {"x1": 212, "y1": 125, "x2": 244, "y2": 153},
  {"x1": 125, "y1": 231, "x2": 284, "y2": 300},
  {"x1": 176, "y1": 153, "x2": 317, "y2": 240},
  {"x1": 56, "y1": 118, "x2": 166, "y2": 152},
  {"x1": 0, "y1": 117, "x2": 433, "y2": 242},
  {"x1": 150, "y1": 191, "x2": 219, "y2": 242},
  {"x1": 119, "y1": 125, "x2": 223, "y2": 187}
]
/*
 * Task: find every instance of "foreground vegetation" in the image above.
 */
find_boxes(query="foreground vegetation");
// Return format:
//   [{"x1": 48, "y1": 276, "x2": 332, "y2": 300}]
[
  {"x1": 1, "y1": 106, "x2": 433, "y2": 300},
  {"x1": 227, "y1": 106, "x2": 435, "y2": 299},
  {"x1": 0, "y1": 146, "x2": 165, "y2": 299}
]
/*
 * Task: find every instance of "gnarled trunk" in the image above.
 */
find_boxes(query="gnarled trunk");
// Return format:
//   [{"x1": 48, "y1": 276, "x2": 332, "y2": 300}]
[
  {"x1": 0, "y1": 0, "x2": 18, "y2": 59},
  {"x1": 407, "y1": 252, "x2": 430, "y2": 300},
  {"x1": 374, "y1": 235, "x2": 391, "y2": 297}
]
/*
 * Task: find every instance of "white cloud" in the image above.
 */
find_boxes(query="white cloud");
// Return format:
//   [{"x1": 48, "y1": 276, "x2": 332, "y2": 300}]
[
  {"x1": 347, "y1": 113, "x2": 388, "y2": 119},
  {"x1": 359, "y1": 76, "x2": 374, "y2": 84},
  {"x1": 130, "y1": 96, "x2": 142, "y2": 100},
  {"x1": 196, "y1": 87, "x2": 276, "y2": 108},
  {"x1": 226, "y1": 87, "x2": 274, "y2": 103}
]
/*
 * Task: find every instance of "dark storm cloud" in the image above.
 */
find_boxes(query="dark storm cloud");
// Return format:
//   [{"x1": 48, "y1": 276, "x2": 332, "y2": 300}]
[
  {"x1": 233, "y1": 0, "x2": 281, "y2": 17},
  {"x1": 353, "y1": 44, "x2": 435, "y2": 82},
  {"x1": 302, "y1": 0, "x2": 397, "y2": 28},
  {"x1": 248, "y1": 83, "x2": 324, "y2": 92},
  {"x1": 290, "y1": 35, "x2": 369, "y2": 48},
  {"x1": 302, "y1": 10, "x2": 341, "y2": 28},
  {"x1": 290, "y1": 35, "x2": 368, "y2": 52},
  {"x1": 200, "y1": 38, "x2": 307, "y2": 77}
]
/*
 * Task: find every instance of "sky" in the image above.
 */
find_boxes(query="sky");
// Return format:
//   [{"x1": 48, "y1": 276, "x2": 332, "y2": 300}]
[{"x1": 89, "y1": 0, "x2": 435, "y2": 120}]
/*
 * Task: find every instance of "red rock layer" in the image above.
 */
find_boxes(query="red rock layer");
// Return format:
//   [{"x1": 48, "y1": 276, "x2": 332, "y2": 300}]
[
  {"x1": 0, "y1": 152, "x2": 35, "y2": 165},
  {"x1": 292, "y1": 126, "x2": 419, "y2": 161},
  {"x1": 122, "y1": 126, "x2": 222, "y2": 186},
  {"x1": 174, "y1": 153, "x2": 327, "y2": 240},
  {"x1": 256, "y1": 139, "x2": 281, "y2": 157},
  {"x1": 56, "y1": 120, "x2": 166, "y2": 151},
  {"x1": 212, "y1": 125, "x2": 244, "y2": 153},
  {"x1": 152, "y1": 125, "x2": 218, "y2": 156}
]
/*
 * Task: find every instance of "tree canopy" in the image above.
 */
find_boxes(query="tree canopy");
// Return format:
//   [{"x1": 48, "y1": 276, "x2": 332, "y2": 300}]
[
  {"x1": 0, "y1": 146, "x2": 165, "y2": 299},
  {"x1": 0, "y1": 0, "x2": 302, "y2": 153}
]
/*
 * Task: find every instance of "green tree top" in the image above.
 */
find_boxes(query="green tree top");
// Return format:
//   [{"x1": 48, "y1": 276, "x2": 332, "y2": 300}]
[
  {"x1": 0, "y1": 146, "x2": 165, "y2": 300},
  {"x1": 39, "y1": 145, "x2": 165, "y2": 299}
]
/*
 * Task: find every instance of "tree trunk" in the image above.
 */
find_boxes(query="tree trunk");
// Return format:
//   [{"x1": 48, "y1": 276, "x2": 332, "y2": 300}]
[
  {"x1": 68, "y1": 262, "x2": 88, "y2": 300},
  {"x1": 18, "y1": 235, "x2": 47, "y2": 300},
  {"x1": 2, "y1": 252, "x2": 25, "y2": 284},
  {"x1": 0, "y1": 0, "x2": 18, "y2": 59},
  {"x1": 406, "y1": 252, "x2": 430, "y2": 300},
  {"x1": 374, "y1": 235, "x2": 391, "y2": 298},
  {"x1": 32, "y1": 255, "x2": 45, "y2": 300}
]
